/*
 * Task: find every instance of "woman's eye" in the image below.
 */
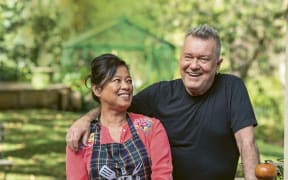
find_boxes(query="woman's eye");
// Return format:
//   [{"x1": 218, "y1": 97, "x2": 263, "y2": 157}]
[
  {"x1": 127, "y1": 79, "x2": 132, "y2": 84},
  {"x1": 112, "y1": 79, "x2": 121, "y2": 83}
]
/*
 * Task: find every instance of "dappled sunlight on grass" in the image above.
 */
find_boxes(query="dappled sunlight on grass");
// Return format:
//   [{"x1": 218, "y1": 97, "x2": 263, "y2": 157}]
[
  {"x1": 1, "y1": 143, "x2": 25, "y2": 152},
  {"x1": 0, "y1": 110, "x2": 284, "y2": 179},
  {"x1": 0, "y1": 109, "x2": 80, "y2": 179},
  {"x1": 1, "y1": 173, "x2": 55, "y2": 180}
]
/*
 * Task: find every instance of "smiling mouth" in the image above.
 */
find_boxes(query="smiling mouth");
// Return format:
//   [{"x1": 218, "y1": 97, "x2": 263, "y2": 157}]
[
  {"x1": 118, "y1": 93, "x2": 130, "y2": 98},
  {"x1": 187, "y1": 72, "x2": 201, "y2": 77}
]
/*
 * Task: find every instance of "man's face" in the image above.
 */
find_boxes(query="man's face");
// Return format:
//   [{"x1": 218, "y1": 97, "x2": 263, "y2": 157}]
[{"x1": 180, "y1": 35, "x2": 222, "y2": 96}]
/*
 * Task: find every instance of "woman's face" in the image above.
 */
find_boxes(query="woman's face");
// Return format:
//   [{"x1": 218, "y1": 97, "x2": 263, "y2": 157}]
[{"x1": 93, "y1": 66, "x2": 133, "y2": 112}]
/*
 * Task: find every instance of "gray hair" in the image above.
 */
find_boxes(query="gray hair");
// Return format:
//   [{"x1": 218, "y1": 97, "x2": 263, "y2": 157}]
[{"x1": 185, "y1": 24, "x2": 221, "y2": 59}]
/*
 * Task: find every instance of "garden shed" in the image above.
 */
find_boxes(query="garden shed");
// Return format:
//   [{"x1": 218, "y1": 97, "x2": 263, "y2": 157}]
[{"x1": 61, "y1": 18, "x2": 176, "y2": 91}]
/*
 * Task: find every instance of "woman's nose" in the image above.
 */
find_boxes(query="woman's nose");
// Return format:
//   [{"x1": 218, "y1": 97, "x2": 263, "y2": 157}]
[{"x1": 121, "y1": 81, "x2": 131, "y2": 89}]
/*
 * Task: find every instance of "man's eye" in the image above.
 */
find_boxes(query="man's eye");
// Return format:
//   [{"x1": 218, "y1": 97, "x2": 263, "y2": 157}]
[
  {"x1": 184, "y1": 57, "x2": 192, "y2": 60},
  {"x1": 199, "y1": 57, "x2": 210, "y2": 62}
]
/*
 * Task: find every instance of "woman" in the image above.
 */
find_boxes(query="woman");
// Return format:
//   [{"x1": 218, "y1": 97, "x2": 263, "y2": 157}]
[{"x1": 66, "y1": 53, "x2": 172, "y2": 180}]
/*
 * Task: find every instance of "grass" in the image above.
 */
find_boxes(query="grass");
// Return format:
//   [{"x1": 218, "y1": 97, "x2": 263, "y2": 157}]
[
  {"x1": 0, "y1": 110, "x2": 284, "y2": 180},
  {"x1": 0, "y1": 110, "x2": 78, "y2": 180}
]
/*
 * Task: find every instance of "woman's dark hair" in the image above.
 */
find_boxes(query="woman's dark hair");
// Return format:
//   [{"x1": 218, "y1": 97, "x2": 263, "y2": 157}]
[{"x1": 85, "y1": 53, "x2": 129, "y2": 103}]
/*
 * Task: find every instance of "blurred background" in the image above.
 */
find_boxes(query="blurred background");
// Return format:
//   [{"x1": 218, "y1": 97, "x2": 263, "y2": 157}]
[{"x1": 0, "y1": 0, "x2": 286, "y2": 179}]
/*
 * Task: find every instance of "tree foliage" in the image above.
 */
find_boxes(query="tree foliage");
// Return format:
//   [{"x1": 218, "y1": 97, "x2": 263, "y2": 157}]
[
  {"x1": 0, "y1": 0, "x2": 286, "y2": 143},
  {"x1": 136, "y1": 0, "x2": 285, "y2": 80},
  {"x1": 0, "y1": 0, "x2": 64, "y2": 81}
]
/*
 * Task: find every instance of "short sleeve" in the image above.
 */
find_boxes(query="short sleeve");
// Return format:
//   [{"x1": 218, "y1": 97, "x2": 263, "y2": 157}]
[{"x1": 228, "y1": 77, "x2": 257, "y2": 132}]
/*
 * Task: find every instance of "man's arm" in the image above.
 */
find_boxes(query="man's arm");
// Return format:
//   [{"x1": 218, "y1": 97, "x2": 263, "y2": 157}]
[
  {"x1": 235, "y1": 126, "x2": 260, "y2": 180},
  {"x1": 66, "y1": 108, "x2": 99, "y2": 151}
]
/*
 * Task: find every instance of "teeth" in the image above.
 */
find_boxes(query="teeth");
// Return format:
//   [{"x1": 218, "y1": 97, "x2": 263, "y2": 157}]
[
  {"x1": 188, "y1": 72, "x2": 200, "y2": 76},
  {"x1": 119, "y1": 94, "x2": 129, "y2": 97}
]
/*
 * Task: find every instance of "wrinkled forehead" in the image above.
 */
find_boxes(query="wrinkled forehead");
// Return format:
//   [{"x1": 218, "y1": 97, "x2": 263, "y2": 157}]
[{"x1": 183, "y1": 36, "x2": 217, "y2": 54}]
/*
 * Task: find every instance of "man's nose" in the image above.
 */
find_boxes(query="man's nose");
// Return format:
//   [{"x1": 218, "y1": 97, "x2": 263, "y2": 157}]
[{"x1": 189, "y1": 58, "x2": 200, "y2": 69}]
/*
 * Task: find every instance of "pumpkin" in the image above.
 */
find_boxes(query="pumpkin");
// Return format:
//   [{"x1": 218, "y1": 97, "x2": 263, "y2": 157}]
[{"x1": 255, "y1": 161, "x2": 277, "y2": 180}]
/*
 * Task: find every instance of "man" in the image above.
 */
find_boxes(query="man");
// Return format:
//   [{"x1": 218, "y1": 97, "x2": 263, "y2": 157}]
[{"x1": 66, "y1": 25, "x2": 259, "y2": 179}]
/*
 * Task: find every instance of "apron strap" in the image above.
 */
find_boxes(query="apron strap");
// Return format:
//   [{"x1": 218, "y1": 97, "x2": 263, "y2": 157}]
[{"x1": 92, "y1": 113, "x2": 137, "y2": 145}]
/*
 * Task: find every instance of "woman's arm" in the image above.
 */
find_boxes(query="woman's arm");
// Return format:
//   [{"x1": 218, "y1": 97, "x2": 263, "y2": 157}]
[
  {"x1": 149, "y1": 119, "x2": 173, "y2": 180},
  {"x1": 66, "y1": 146, "x2": 89, "y2": 180}
]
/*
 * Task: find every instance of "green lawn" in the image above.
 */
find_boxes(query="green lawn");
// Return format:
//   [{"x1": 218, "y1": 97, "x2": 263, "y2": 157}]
[
  {"x1": 0, "y1": 110, "x2": 284, "y2": 180},
  {"x1": 0, "y1": 110, "x2": 77, "y2": 180}
]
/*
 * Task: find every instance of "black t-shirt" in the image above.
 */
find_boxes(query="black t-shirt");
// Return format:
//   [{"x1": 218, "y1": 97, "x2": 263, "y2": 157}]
[{"x1": 129, "y1": 74, "x2": 257, "y2": 180}]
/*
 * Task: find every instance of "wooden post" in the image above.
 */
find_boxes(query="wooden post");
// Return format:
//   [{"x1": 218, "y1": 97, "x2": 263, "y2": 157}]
[{"x1": 285, "y1": 7, "x2": 288, "y2": 180}]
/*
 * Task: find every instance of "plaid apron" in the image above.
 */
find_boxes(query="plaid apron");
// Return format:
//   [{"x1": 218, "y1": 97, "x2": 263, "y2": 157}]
[{"x1": 90, "y1": 114, "x2": 152, "y2": 180}]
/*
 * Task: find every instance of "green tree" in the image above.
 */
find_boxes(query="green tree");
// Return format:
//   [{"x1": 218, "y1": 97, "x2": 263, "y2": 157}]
[
  {"x1": 0, "y1": 0, "x2": 286, "y2": 144},
  {"x1": 135, "y1": 0, "x2": 285, "y2": 79},
  {"x1": 0, "y1": 0, "x2": 70, "y2": 81}
]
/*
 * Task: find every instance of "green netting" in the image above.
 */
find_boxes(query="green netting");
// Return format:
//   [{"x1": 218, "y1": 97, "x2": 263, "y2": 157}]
[{"x1": 61, "y1": 18, "x2": 176, "y2": 91}]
